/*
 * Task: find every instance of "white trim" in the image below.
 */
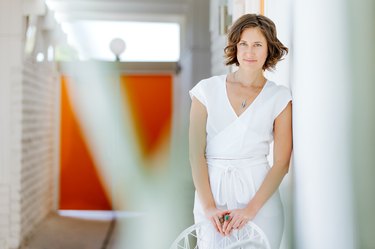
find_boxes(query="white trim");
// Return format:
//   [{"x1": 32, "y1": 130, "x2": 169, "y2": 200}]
[{"x1": 58, "y1": 210, "x2": 144, "y2": 220}]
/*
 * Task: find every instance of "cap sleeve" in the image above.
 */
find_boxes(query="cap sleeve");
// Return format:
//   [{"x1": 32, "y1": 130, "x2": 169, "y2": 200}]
[
  {"x1": 273, "y1": 86, "x2": 292, "y2": 119},
  {"x1": 189, "y1": 80, "x2": 207, "y2": 106}
]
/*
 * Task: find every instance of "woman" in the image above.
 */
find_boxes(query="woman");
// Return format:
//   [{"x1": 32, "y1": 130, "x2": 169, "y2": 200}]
[{"x1": 189, "y1": 14, "x2": 292, "y2": 248}]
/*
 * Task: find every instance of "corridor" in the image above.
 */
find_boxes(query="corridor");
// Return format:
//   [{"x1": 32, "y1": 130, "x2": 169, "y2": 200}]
[{"x1": 20, "y1": 212, "x2": 115, "y2": 249}]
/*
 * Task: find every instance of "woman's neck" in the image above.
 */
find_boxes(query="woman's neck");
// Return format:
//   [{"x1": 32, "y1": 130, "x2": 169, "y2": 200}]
[{"x1": 234, "y1": 69, "x2": 266, "y2": 88}]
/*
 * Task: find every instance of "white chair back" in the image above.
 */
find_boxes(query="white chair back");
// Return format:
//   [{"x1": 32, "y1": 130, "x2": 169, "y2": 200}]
[{"x1": 169, "y1": 221, "x2": 270, "y2": 249}]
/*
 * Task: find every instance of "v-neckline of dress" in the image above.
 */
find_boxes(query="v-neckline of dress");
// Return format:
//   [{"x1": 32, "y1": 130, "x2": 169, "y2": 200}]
[{"x1": 224, "y1": 74, "x2": 269, "y2": 119}]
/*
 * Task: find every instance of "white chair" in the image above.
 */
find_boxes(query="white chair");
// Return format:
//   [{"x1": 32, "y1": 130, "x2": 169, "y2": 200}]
[
  {"x1": 224, "y1": 240, "x2": 267, "y2": 249},
  {"x1": 169, "y1": 221, "x2": 270, "y2": 249}
]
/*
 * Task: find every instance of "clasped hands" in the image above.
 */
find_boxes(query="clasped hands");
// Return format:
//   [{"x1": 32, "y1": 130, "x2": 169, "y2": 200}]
[{"x1": 206, "y1": 207, "x2": 254, "y2": 236}]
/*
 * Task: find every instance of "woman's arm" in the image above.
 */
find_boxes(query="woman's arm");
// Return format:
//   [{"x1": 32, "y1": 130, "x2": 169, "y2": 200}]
[
  {"x1": 223, "y1": 101, "x2": 293, "y2": 235},
  {"x1": 189, "y1": 97, "x2": 228, "y2": 234}
]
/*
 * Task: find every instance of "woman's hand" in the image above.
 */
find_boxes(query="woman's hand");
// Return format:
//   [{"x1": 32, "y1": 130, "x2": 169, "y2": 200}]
[
  {"x1": 222, "y1": 207, "x2": 256, "y2": 236},
  {"x1": 204, "y1": 207, "x2": 229, "y2": 235}
]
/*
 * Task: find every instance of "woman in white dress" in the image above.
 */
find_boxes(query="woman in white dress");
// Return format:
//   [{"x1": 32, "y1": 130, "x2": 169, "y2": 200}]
[{"x1": 189, "y1": 14, "x2": 292, "y2": 249}]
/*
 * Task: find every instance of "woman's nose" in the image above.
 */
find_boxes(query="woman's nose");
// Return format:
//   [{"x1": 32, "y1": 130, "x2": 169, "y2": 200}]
[{"x1": 244, "y1": 47, "x2": 255, "y2": 55}]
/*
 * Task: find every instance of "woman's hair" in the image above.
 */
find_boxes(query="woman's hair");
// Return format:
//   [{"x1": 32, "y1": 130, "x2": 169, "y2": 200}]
[{"x1": 224, "y1": 14, "x2": 288, "y2": 70}]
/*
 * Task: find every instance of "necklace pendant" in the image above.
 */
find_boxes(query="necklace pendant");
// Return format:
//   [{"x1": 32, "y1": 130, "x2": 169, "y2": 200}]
[{"x1": 241, "y1": 100, "x2": 246, "y2": 108}]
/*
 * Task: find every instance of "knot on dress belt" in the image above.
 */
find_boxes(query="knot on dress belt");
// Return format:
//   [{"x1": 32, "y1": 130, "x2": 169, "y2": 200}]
[{"x1": 215, "y1": 166, "x2": 256, "y2": 209}]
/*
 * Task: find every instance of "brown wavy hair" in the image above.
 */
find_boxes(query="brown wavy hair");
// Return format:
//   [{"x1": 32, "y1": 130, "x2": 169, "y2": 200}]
[{"x1": 224, "y1": 14, "x2": 288, "y2": 70}]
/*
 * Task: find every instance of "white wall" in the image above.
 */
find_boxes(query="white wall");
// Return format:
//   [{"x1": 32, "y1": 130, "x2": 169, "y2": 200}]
[
  {"x1": 0, "y1": 1, "x2": 60, "y2": 248},
  {"x1": 210, "y1": 0, "x2": 230, "y2": 76},
  {"x1": 18, "y1": 59, "x2": 59, "y2": 245}
]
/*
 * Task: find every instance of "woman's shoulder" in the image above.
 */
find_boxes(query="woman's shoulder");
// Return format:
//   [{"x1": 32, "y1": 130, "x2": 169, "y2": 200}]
[
  {"x1": 197, "y1": 74, "x2": 226, "y2": 87},
  {"x1": 266, "y1": 81, "x2": 292, "y2": 95},
  {"x1": 189, "y1": 74, "x2": 225, "y2": 103}
]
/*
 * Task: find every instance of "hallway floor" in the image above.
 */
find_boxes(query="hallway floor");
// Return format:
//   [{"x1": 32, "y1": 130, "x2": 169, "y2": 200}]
[{"x1": 19, "y1": 211, "x2": 118, "y2": 249}]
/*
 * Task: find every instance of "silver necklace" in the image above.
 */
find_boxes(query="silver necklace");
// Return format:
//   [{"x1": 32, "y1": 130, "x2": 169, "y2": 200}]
[
  {"x1": 241, "y1": 100, "x2": 247, "y2": 108},
  {"x1": 234, "y1": 71, "x2": 249, "y2": 109},
  {"x1": 234, "y1": 71, "x2": 263, "y2": 109}
]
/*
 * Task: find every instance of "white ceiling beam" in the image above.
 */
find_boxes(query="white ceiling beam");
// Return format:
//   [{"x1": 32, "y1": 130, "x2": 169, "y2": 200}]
[
  {"x1": 46, "y1": 1, "x2": 188, "y2": 15},
  {"x1": 46, "y1": 1, "x2": 187, "y2": 23},
  {"x1": 54, "y1": 12, "x2": 185, "y2": 23}
]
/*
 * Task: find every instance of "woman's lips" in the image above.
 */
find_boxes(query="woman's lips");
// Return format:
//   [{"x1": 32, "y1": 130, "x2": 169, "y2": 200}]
[{"x1": 244, "y1": 59, "x2": 257, "y2": 63}]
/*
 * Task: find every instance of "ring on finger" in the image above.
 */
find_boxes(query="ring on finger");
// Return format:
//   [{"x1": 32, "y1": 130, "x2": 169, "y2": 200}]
[
  {"x1": 224, "y1": 214, "x2": 230, "y2": 221},
  {"x1": 219, "y1": 217, "x2": 224, "y2": 223}
]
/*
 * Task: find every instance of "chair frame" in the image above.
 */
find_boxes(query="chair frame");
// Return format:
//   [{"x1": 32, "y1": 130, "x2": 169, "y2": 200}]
[{"x1": 169, "y1": 221, "x2": 271, "y2": 249}]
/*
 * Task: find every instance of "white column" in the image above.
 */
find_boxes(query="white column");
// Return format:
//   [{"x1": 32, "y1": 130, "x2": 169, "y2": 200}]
[{"x1": 292, "y1": 0, "x2": 355, "y2": 248}]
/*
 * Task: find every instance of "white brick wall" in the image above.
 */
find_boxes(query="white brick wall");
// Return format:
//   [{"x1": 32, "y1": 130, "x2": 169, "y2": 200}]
[
  {"x1": 9, "y1": 67, "x2": 23, "y2": 249},
  {"x1": 0, "y1": 1, "x2": 60, "y2": 247},
  {"x1": 0, "y1": 185, "x2": 10, "y2": 248},
  {"x1": 2, "y1": 60, "x2": 59, "y2": 249},
  {"x1": 18, "y1": 60, "x2": 59, "y2": 244}
]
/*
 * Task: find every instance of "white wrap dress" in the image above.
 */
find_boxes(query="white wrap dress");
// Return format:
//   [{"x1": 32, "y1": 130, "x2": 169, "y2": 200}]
[{"x1": 189, "y1": 74, "x2": 292, "y2": 249}]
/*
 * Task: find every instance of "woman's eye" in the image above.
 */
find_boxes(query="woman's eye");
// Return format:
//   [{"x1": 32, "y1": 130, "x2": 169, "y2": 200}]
[
  {"x1": 239, "y1": 42, "x2": 247, "y2": 46},
  {"x1": 254, "y1": 43, "x2": 262, "y2": 47}
]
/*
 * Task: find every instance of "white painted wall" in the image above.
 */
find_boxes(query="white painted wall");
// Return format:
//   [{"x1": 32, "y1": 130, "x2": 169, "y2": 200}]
[{"x1": 210, "y1": 0, "x2": 230, "y2": 75}]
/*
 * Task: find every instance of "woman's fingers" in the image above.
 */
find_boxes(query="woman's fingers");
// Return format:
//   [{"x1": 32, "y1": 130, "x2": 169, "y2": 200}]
[
  {"x1": 213, "y1": 215, "x2": 223, "y2": 234},
  {"x1": 224, "y1": 216, "x2": 237, "y2": 235},
  {"x1": 232, "y1": 218, "x2": 242, "y2": 230},
  {"x1": 224, "y1": 216, "x2": 248, "y2": 235},
  {"x1": 220, "y1": 209, "x2": 253, "y2": 235},
  {"x1": 222, "y1": 220, "x2": 229, "y2": 232},
  {"x1": 222, "y1": 213, "x2": 232, "y2": 233},
  {"x1": 206, "y1": 208, "x2": 230, "y2": 235},
  {"x1": 209, "y1": 217, "x2": 220, "y2": 233},
  {"x1": 238, "y1": 219, "x2": 248, "y2": 230}
]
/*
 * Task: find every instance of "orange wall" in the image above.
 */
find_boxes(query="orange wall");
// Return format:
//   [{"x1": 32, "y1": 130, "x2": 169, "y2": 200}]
[
  {"x1": 59, "y1": 76, "x2": 111, "y2": 210},
  {"x1": 120, "y1": 75, "x2": 172, "y2": 159},
  {"x1": 59, "y1": 74, "x2": 172, "y2": 210}
]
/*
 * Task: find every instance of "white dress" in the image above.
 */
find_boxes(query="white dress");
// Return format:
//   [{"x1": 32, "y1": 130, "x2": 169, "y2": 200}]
[{"x1": 189, "y1": 74, "x2": 292, "y2": 249}]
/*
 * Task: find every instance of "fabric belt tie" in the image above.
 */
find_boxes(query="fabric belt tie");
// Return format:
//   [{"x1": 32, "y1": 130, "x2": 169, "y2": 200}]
[{"x1": 207, "y1": 156, "x2": 268, "y2": 209}]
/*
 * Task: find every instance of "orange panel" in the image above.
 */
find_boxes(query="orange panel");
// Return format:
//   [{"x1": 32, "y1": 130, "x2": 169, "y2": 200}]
[
  {"x1": 260, "y1": 0, "x2": 265, "y2": 15},
  {"x1": 59, "y1": 76, "x2": 112, "y2": 210},
  {"x1": 120, "y1": 75, "x2": 172, "y2": 159}
]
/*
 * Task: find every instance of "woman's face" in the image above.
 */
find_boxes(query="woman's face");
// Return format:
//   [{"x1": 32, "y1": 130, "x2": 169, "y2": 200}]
[{"x1": 236, "y1": 27, "x2": 268, "y2": 70}]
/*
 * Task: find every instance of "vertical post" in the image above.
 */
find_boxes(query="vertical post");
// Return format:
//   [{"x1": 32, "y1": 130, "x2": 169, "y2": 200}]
[{"x1": 292, "y1": 0, "x2": 355, "y2": 248}]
